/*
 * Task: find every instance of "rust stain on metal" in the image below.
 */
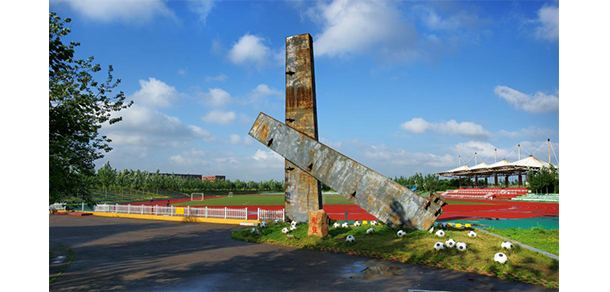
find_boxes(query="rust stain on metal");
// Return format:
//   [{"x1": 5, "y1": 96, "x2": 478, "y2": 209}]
[
  {"x1": 284, "y1": 33, "x2": 322, "y2": 222},
  {"x1": 249, "y1": 113, "x2": 446, "y2": 230}
]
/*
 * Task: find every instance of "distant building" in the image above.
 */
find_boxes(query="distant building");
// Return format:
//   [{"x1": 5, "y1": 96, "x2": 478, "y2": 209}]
[
  {"x1": 158, "y1": 173, "x2": 203, "y2": 180},
  {"x1": 202, "y1": 175, "x2": 226, "y2": 182}
]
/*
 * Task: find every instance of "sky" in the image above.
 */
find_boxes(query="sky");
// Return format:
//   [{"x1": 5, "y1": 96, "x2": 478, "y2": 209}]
[{"x1": 48, "y1": 0, "x2": 560, "y2": 181}]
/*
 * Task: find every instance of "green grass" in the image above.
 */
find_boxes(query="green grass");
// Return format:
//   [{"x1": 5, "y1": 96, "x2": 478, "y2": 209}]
[
  {"x1": 484, "y1": 227, "x2": 559, "y2": 256},
  {"x1": 232, "y1": 223, "x2": 559, "y2": 289}
]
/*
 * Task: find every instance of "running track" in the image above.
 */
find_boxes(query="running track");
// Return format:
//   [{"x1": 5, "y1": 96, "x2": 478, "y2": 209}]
[{"x1": 129, "y1": 196, "x2": 558, "y2": 221}]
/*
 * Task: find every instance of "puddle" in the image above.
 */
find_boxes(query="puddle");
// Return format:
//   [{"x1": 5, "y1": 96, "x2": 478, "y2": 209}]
[{"x1": 348, "y1": 263, "x2": 402, "y2": 279}]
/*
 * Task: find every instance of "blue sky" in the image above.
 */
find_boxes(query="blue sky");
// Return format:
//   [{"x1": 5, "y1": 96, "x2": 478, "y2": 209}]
[{"x1": 49, "y1": 0, "x2": 559, "y2": 181}]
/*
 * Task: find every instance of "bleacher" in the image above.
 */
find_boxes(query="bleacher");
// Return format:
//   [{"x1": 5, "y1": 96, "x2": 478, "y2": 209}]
[{"x1": 439, "y1": 188, "x2": 529, "y2": 200}]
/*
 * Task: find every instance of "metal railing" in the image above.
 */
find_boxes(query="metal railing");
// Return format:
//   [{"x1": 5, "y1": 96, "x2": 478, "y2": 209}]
[{"x1": 93, "y1": 204, "x2": 285, "y2": 221}]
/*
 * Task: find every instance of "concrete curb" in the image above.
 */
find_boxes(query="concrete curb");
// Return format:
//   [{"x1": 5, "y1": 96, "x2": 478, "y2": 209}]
[{"x1": 475, "y1": 227, "x2": 559, "y2": 261}]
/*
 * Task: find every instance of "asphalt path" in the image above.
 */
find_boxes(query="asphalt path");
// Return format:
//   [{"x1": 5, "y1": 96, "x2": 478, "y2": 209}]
[{"x1": 49, "y1": 216, "x2": 555, "y2": 291}]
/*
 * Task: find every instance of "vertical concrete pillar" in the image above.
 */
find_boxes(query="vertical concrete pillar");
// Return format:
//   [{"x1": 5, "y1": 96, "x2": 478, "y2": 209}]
[
  {"x1": 505, "y1": 175, "x2": 509, "y2": 188},
  {"x1": 284, "y1": 34, "x2": 322, "y2": 222},
  {"x1": 494, "y1": 173, "x2": 498, "y2": 187}
]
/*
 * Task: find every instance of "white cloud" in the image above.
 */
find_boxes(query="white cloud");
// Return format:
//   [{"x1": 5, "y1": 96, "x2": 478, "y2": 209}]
[
  {"x1": 50, "y1": 0, "x2": 175, "y2": 23},
  {"x1": 418, "y1": 6, "x2": 487, "y2": 31},
  {"x1": 202, "y1": 110, "x2": 236, "y2": 125},
  {"x1": 227, "y1": 34, "x2": 272, "y2": 68},
  {"x1": 205, "y1": 73, "x2": 228, "y2": 82},
  {"x1": 401, "y1": 118, "x2": 491, "y2": 140},
  {"x1": 252, "y1": 149, "x2": 283, "y2": 163},
  {"x1": 131, "y1": 77, "x2": 180, "y2": 108},
  {"x1": 229, "y1": 134, "x2": 254, "y2": 146},
  {"x1": 177, "y1": 69, "x2": 187, "y2": 76},
  {"x1": 201, "y1": 88, "x2": 232, "y2": 107},
  {"x1": 311, "y1": 0, "x2": 418, "y2": 60},
  {"x1": 169, "y1": 148, "x2": 208, "y2": 166},
  {"x1": 103, "y1": 104, "x2": 216, "y2": 147},
  {"x1": 187, "y1": 0, "x2": 216, "y2": 24},
  {"x1": 494, "y1": 85, "x2": 559, "y2": 113},
  {"x1": 363, "y1": 144, "x2": 455, "y2": 169},
  {"x1": 533, "y1": 5, "x2": 559, "y2": 42}
]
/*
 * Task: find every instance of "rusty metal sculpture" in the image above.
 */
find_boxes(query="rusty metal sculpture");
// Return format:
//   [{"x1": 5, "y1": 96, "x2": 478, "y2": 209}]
[
  {"x1": 283, "y1": 34, "x2": 323, "y2": 222},
  {"x1": 249, "y1": 113, "x2": 446, "y2": 231}
]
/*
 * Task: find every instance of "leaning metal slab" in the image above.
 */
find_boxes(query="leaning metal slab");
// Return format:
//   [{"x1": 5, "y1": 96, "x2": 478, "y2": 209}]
[
  {"x1": 284, "y1": 33, "x2": 322, "y2": 222},
  {"x1": 249, "y1": 112, "x2": 446, "y2": 230}
]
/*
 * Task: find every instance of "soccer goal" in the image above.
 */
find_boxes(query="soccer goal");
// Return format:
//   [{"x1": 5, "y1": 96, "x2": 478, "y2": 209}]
[
  {"x1": 227, "y1": 192, "x2": 233, "y2": 198},
  {"x1": 191, "y1": 192, "x2": 205, "y2": 201}
]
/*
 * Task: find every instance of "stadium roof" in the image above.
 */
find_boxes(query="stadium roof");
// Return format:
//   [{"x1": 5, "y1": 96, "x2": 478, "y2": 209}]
[{"x1": 437, "y1": 155, "x2": 556, "y2": 177}]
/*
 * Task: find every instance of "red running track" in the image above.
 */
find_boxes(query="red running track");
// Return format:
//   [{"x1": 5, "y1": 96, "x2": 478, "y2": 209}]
[{"x1": 124, "y1": 197, "x2": 558, "y2": 221}]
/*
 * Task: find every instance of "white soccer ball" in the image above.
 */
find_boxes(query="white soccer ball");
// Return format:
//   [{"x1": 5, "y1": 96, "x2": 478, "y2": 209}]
[
  {"x1": 494, "y1": 252, "x2": 508, "y2": 264},
  {"x1": 501, "y1": 241, "x2": 514, "y2": 250},
  {"x1": 434, "y1": 242, "x2": 445, "y2": 251},
  {"x1": 291, "y1": 221, "x2": 298, "y2": 226},
  {"x1": 346, "y1": 235, "x2": 356, "y2": 243},
  {"x1": 445, "y1": 239, "x2": 456, "y2": 248},
  {"x1": 333, "y1": 222, "x2": 340, "y2": 228},
  {"x1": 371, "y1": 221, "x2": 378, "y2": 226},
  {"x1": 436, "y1": 230, "x2": 445, "y2": 237},
  {"x1": 468, "y1": 230, "x2": 477, "y2": 238},
  {"x1": 290, "y1": 225, "x2": 297, "y2": 231},
  {"x1": 260, "y1": 221, "x2": 267, "y2": 228},
  {"x1": 250, "y1": 228, "x2": 260, "y2": 234},
  {"x1": 456, "y1": 242, "x2": 467, "y2": 252},
  {"x1": 354, "y1": 221, "x2": 361, "y2": 227},
  {"x1": 341, "y1": 222, "x2": 349, "y2": 228},
  {"x1": 281, "y1": 227, "x2": 290, "y2": 234},
  {"x1": 397, "y1": 230, "x2": 406, "y2": 237},
  {"x1": 366, "y1": 228, "x2": 375, "y2": 234},
  {"x1": 274, "y1": 219, "x2": 280, "y2": 224}
]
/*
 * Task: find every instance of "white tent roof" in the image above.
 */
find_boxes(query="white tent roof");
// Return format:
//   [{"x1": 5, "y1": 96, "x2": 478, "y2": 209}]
[
  {"x1": 468, "y1": 162, "x2": 488, "y2": 171},
  {"x1": 487, "y1": 159, "x2": 510, "y2": 168},
  {"x1": 508, "y1": 155, "x2": 552, "y2": 169}
]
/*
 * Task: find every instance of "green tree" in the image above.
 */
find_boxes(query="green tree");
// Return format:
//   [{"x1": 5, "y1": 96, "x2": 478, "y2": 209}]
[
  {"x1": 49, "y1": 13, "x2": 132, "y2": 204},
  {"x1": 527, "y1": 165, "x2": 559, "y2": 194}
]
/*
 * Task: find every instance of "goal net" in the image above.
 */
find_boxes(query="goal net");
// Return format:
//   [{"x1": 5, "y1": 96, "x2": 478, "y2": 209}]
[
  {"x1": 228, "y1": 192, "x2": 233, "y2": 198},
  {"x1": 191, "y1": 192, "x2": 205, "y2": 201}
]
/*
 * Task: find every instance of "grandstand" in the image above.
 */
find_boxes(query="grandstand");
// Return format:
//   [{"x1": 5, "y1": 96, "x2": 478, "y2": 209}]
[{"x1": 436, "y1": 141, "x2": 558, "y2": 200}]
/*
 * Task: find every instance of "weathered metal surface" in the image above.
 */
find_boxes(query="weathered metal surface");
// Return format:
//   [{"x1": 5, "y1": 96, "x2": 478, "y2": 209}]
[
  {"x1": 249, "y1": 113, "x2": 446, "y2": 230},
  {"x1": 284, "y1": 33, "x2": 322, "y2": 222}
]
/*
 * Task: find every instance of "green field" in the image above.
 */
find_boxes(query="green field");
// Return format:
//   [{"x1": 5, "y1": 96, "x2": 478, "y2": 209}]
[
  {"x1": 485, "y1": 227, "x2": 559, "y2": 256},
  {"x1": 233, "y1": 223, "x2": 559, "y2": 289}
]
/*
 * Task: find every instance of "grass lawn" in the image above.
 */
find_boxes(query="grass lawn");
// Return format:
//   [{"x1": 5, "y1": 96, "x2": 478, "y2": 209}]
[
  {"x1": 233, "y1": 223, "x2": 559, "y2": 289},
  {"x1": 484, "y1": 227, "x2": 559, "y2": 256}
]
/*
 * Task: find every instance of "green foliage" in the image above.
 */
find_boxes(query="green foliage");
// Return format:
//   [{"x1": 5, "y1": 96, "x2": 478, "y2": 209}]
[
  {"x1": 527, "y1": 165, "x2": 559, "y2": 194},
  {"x1": 49, "y1": 12, "x2": 132, "y2": 204}
]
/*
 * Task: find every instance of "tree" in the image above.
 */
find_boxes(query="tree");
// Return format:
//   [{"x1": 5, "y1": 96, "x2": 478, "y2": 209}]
[
  {"x1": 527, "y1": 166, "x2": 559, "y2": 194},
  {"x1": 49, "y1": 12, "x2": 132, "y2": 204}
]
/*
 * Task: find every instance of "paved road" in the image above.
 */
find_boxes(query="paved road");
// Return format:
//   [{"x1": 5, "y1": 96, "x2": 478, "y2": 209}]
[{"x1": 49, "y1": 216, "x2": 554, "y2": 291}]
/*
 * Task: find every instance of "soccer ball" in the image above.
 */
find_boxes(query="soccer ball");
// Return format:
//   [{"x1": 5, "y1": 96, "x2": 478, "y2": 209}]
[
  {"x1": 282, "y1": 227, "x2": 290, "y2": 234},
  {"x1": 346, "y1": 235, "x2": 356, "y2": 243},
  {"x1": 290, "y1": 225, "x2": 297, "y2": 231},
  {"x1": 371, "y1": 221, "x2": 378, "y2": 226},
  {"x1": 341, "y1": 222, "x2": 349, "y2": 228},
  {"x1": 250, "y1": 228, "x2": 261, "y2": 235},
  {"x1": 354, "y1": 221, "x2": 361, "y2": 227},
  {"x1": 456, "y1": 242, "x2": 467, "y2": 252},
  {"x1": 366, "y1": 228, "x2": 375, "y2": 234},
  {"x1": 260, "y1": 221, "x2": 267, "y2": 228},
  {"x1": 436, "y1": 230, "x2": 445, "y2": 237},
  {"x1": 445, "y1": 239, "x2": 456, "y2": 248},
  {"x1": 468, "y1": 230, "x2": 477, "y2": 238},
  {"x1": 434, "y1": 242, "x2": 445, "y2": 251},
  {"x1": 274, "y1": 219, "x2": 280, "y2": 224},
  {"x1": 501, "y1": 241, "x2": 514, "y2": 250},
  {"x1": 494, "y1": 252, "x2": 508, "y2": 264},
  {"x1": 397, "y1": 230, "x2": 406, "y2": 237},
  {"x1": 291, "y1": 221, "x2": 298, "y2": 226},
  {"x1": 333, "y1": 222, "x2": 340, "y2": 228}
]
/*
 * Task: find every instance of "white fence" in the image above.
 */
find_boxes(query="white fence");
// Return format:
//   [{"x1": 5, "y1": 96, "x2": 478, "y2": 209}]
[{"x1": 93, "y1": 204, "x2": 285, "y2": 221}]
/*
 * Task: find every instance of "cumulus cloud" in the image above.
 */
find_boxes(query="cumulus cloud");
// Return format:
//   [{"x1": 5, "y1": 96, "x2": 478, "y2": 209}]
[
  {"x1": 103, "y1": 104, "x2": 216, "y2": 147},
  {"x1": 494, "y1": 85, "x2": 559, "y2": 113},
  {"x1": 400, "y1": 118, "x2": 491, "y2": 140},
  {"x1": 187, "y1": 0, "x2": 216, "y2": 24},
  {"x1": 311, "y1": 0, "x2": 418, "y2": 60},
  {"x1": 417, "y1": 5, "x2": 488, "y2": 31},
  {"x1": 169, "y1": 148, "x2": 208, "y2": 166},
  {"x1": 201, "y1": 88, "x2": 232, "y2": 107},
  {"x1": 228, "y1": 34, "x2": 273, "y2": 68},
  {"x1": 131, "y1": 77, "x2": 180, "y2": 108},
  {"x1": 202, "y1": 110, "x2": 237, "y2": 125},
  {"x1": 252, "y1": 149, "x2": 283, "y2": 163},
  {"x1": 533, "y1": 4, "x2": 559, "y2": 42},
  {"x1": 50, "y1": 0, "x2": 175, "y2": 23}
]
